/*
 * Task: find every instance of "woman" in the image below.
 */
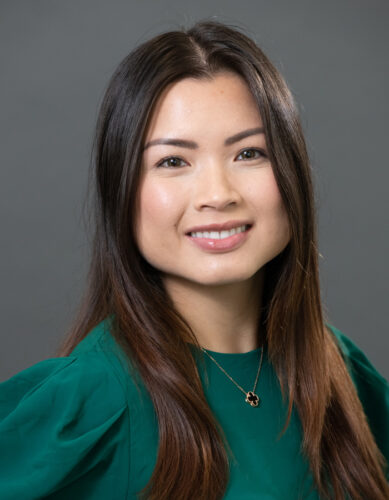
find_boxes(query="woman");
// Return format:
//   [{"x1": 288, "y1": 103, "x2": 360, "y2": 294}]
[{"x1": 0, "y1": 19, "x2": 388, "y2": 500}]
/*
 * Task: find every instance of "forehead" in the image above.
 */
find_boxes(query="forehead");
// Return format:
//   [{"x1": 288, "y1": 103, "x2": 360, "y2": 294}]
[{"x1": 144, "y1": 72, "x2": 263, "y2": 141}]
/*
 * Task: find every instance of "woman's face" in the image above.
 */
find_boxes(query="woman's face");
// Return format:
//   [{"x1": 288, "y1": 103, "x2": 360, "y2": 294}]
[{"x1": 136, "y1": 71, "x2": 290, "y2": 287}]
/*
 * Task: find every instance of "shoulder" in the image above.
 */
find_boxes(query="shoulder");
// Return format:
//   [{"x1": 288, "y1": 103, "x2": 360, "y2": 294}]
[
  {"x1": 0, "y1": 324, "x2": 131, "y2": 443},
  {"x1": 0, "y1": 321, "x2": 129, "y2": 419},
  {"x1": 325, "y1": 322, "x2": 388, "y2": 387},
  {"x1": 325, "y1": 322, "x2": 389, "y2": 465},
  {"x1": 70, "y1": 316, "x2": 147, "y2": 402},
  {"x1": 0, "y1": 320, "x2": 132, "y2": 498}
]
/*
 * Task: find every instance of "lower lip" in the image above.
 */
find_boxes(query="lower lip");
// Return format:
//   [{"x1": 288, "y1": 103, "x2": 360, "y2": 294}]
[{"x1": 186, "y1": 226, "x2": 252, "y2": 252}]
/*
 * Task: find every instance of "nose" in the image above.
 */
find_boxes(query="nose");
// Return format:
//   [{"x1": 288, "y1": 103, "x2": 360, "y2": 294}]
[{"x1": 193, "y1": 161, "x2": 240, "y2": 210}]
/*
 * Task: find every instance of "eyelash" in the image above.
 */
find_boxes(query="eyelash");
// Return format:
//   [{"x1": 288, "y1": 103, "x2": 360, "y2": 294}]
[{"x1": 155, "y1": 148, "x2": 267, "y2": 169}]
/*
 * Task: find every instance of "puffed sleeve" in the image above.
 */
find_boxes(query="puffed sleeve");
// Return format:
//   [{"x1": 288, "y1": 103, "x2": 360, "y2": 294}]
[
  {"x1": 327, "y1": 323, "x2": 389, "y2": 478},
  {"x1": 0, "y1": 353, "x2": 130, "y2": 500}
]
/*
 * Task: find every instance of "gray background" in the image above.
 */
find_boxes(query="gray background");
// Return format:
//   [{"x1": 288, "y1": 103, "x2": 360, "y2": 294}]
[{"x1": 1, "y1": 0, "x2": 388, "y2": 381}]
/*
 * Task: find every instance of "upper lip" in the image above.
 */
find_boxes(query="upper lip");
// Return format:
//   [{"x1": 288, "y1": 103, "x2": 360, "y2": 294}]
[{"x1": 185, "y1": 220, "x2": 253, "y2": 234}]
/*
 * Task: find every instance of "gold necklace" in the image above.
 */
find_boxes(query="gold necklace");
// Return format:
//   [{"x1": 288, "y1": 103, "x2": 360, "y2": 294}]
[{"x1": 201, "y1": 346, "x2": 264, "y2": 407}]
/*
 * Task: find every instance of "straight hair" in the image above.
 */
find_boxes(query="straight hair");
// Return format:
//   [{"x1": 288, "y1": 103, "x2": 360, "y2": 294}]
[{"x1": 56, "y1": 19, "x2": 389, "y2": 500}]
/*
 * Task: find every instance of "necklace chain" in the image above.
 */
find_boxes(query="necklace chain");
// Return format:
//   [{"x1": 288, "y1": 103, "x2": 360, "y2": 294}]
[{"x1": 201, "y1": 346, "x2": 264, "y2": 407}]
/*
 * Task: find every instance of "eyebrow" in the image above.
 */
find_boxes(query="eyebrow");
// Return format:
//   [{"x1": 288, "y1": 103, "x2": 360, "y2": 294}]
[{"x1": 142, "y1": 127, "x2": 264, "y2": 151}]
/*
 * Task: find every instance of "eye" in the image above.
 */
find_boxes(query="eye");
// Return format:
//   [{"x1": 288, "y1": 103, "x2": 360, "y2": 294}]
[
  {"x1": 155, "y1": 156, "x2": 188, "y2": 168},
  {"x1": 155, "y1": 148, "x2": 266, "y2": 169},
  {"x1": 236, "y1": 148, "x2": 267, "y2": 161}
]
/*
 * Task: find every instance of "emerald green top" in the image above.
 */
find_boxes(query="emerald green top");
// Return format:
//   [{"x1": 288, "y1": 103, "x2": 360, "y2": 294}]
[{"x1": 0, "y1": 319, "x2": 388, "y2": 499}]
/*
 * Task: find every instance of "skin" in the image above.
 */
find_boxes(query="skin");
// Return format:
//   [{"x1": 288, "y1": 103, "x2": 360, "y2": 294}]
[{"x1": 136, "y1": 71, "x2": 290, "y2": 353}]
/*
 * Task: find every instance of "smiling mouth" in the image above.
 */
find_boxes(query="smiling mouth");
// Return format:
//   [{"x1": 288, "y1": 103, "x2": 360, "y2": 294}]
[
  {"x1": 185, "y1": 224, "x2": 253, "y2": 252},
  {"x1": 186, "y1": 224, "x2": 252, "y2": 239}
]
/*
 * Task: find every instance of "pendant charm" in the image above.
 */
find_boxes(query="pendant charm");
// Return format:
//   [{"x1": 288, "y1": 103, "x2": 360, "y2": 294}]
[{"x1": 245, "y1": 391, "x2": 260, "y2": 407}]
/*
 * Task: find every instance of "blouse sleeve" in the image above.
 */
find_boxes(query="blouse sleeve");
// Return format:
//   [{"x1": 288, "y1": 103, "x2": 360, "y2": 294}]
[
  {"x1": 326, "y1": 323, "x2": 389, "y2": 478},
  {"x1": 0, "y1": 353, "x2": 130, "y2": 500}
]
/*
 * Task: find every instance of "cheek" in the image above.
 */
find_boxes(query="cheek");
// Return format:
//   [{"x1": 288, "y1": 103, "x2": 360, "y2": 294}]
[
  {"x1": 139, "y1": 181, "x2": 174, "y2": 224},
  {"x1": 136, "y1": 179, "x2": 184, "y2": 250},
  {"x1": 270, "y1": 192, "x2": 290, "y2": 241},
  {"x1": 254, "y1": 174, "x2": 290, "y2": 237},
  {"x1": 135, "y1": 178, "x2": 187, "y2": 269}
]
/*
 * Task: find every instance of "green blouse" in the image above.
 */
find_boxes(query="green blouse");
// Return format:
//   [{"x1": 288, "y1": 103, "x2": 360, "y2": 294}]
[{"x1": 0, "y1": 319, "x2": 388, "y2": 499}]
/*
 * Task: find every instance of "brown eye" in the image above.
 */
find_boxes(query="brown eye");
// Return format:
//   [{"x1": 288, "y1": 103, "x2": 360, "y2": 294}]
[
  {"x1": 156, "y1": 156, "x2": 188, "y2": 168},
  {"x1": 236, "y1": 148, "x2": 266, "y2": 161}
]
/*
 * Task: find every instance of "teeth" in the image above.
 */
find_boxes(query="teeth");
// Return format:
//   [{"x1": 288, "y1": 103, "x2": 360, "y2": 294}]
[{"x1": 190, "y1": 224, "x2": 249, "y2": 239}]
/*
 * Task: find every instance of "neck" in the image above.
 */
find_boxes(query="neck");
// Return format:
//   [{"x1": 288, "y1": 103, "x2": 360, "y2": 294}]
[{"x1": 162, "y1": 270, "x2": 265, "y2": 354}]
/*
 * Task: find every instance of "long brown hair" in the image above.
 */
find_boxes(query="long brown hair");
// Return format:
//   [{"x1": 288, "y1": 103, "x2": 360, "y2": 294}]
[{"x1": 56, "y1": 19, "x2": 389, "y2": 500}]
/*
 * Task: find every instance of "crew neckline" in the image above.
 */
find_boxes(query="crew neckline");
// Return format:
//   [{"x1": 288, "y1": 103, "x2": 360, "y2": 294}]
[
  {"x1": 202, "y1": 346, "x2": 263, "y2": 356},
  {"x1": 187, "y1": 342, "x2": 266, "y2": 358}
]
